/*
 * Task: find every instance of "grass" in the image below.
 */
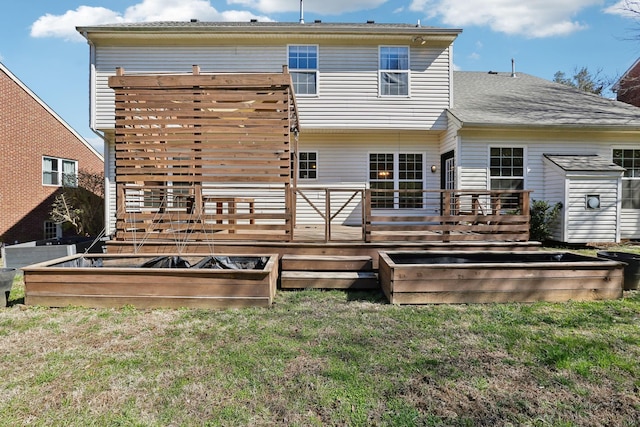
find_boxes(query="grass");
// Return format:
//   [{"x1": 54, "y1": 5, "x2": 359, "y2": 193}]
[{"x1": 1, "y1": 271, "x2": 640, "y2": 425}]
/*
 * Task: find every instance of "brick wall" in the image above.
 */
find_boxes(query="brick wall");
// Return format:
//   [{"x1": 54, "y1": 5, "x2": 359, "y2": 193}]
[
  {"x1": 0, "y1": 68, "x2": 103, "y2": 244},
  {"x1": 617, "y1": 64, "x2": 640, "y2": 108}
]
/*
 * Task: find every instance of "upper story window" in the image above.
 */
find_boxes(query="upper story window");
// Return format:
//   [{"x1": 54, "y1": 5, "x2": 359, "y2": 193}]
[
  {"x1": 43, "y1": 156, "x2": 77, "y2": 187},
  {"x1": 613, "y1": 149, "x2": 640, "y2": 209},
  {"x1": 379, "y1": 46, "x2": 409, "y2": 96},
  {"x1": 288, "y1": 45, "x2": 318, "y2": 96}
]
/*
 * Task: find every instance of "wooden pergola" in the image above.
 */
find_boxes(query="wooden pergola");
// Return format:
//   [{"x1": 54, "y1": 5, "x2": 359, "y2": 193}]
[{"x1": 109, "y1": 66, "x2": 299, "y2": 242}]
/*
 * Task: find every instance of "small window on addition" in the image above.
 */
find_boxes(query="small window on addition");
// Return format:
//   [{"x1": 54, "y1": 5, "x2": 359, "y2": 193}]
[{"x1": 586, "y1": 195, "x2": 600, "y2": 210}]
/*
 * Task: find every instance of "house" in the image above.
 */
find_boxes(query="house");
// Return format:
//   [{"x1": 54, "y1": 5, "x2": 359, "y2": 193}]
[
  {"x1": 449, "y1": 71, "x2": 640, "y2": 243},
  {"x1": 77, "y1": 21, "x2": 640, "y2": 245},
  {"x1": 613, "y1": 58, "x2": 640, "y2": 107},
  {"x1": 0, "y1": 62, "x2": 104, "y2": 244}
]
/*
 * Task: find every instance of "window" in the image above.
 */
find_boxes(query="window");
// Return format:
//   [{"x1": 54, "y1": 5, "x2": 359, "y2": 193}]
[
  {"x1": 288, "y1": 45, "x2": 318, "y2": 95},
  {"x1": 297, "y1": 152, "x2": 317, "y2": 179},
  {"x1": 490, "y1": 147, "x2": 524, "y2": 191},
  {"x1": 379, "y1": 46, "x2": 409, "y2": 96},
  {"x1": 43, "y1": 157, "x2": 77, "y2": 187},
  {"x1": 398, "y1": 153, "x2": 423, "y2": 208},
  {"x1": 490, "y1": 147, "x2": 524, "y2": 209},
  {"x1": 369, "y1": 153, "x2": 424, "y2": 208},
  {"x1": 613, "y1": 149, "x2": 640, "y2": 209},
  {"x1": 44, "y1": 221, "x2": 61, "y2": 240}
]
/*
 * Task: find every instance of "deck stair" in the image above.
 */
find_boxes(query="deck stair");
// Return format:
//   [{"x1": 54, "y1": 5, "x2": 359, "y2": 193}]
[{"x1": 280, "y1": 255, "x2": 378, "y2": 290}]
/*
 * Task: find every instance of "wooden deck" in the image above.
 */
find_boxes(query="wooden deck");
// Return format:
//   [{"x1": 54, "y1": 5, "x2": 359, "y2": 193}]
[{"x1": 105, "y1": 224, "x2": 540, "y2": 269}]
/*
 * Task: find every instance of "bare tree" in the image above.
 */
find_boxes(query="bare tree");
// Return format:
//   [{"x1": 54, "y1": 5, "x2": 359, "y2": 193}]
[
  {"x1": 50, "y1": 169, "x2": 105, "y2": 236},
  {"x1": 553, "y1": 67, "x2": 615, "y2": 96}
]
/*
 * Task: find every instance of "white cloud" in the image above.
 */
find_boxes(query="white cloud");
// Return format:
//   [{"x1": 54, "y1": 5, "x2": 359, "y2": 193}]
[
  {"x1": 604, "y1": 0, "x2": 640, "y2": 17},
  {"x1": 31, "y1": 6, "x2": 124, "y2": 41},
  {"x1": 226, "y1": 0, "x2": 388, "y2": 15},
  {"x1": 30, "y1": 0, "x2": 270, "y2": 42},
  {"x1": 410, "y1": 0, "x2": 602, "y2": 38}
]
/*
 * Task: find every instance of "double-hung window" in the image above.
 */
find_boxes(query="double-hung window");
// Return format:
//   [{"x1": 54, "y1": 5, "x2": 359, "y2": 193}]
[
  {"x1": 379, "y1": 46, "x2": 409, "y2": 96},
  {"x1": 490, "y1": 147, "x2": 524, "y2": 209},
  {"x1": 288, "y1": 45, "x2": 318, "y2": 95},
  {"x1": 43, "y1": 156, "x2": 77, "y2": 187},
  {"x1": 369, "y1": 153, "x2": 424, "y2": 208},
  {"x1": 613, "y1": 149, "x2": 640, "y2": 209}
]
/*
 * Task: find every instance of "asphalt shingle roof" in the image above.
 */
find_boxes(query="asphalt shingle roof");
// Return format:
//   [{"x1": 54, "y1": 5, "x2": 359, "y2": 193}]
[
  {"x1": 450, "y1": 71, "x2": 640, "y2": 129},
  {"x1": 543, "y1": 154, "x2": 625, "y2": 172}
]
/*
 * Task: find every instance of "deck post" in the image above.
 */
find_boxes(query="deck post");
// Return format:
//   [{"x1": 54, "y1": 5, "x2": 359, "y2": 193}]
[
  {"x1": 442, "y1": 191, "x2": 451, "y2": 243},
  {"x1": 364, "y1": 189, "x2": 372, "y2": 243},
  {"x1": 325, "y1": 189, "x2": 330, "y2": 242}
]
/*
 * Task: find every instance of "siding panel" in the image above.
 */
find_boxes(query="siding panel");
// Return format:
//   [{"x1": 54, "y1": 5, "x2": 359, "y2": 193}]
[{"x1": 93, "y1": 44, "x2": 451, "y2": 131}]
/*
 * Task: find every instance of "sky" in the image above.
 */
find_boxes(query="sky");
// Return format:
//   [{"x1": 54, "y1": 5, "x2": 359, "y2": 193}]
[{"x1": 1, "y1": 0, "x2": 640, "y2": 153}]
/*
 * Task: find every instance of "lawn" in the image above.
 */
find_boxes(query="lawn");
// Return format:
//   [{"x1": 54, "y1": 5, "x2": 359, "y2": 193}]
[{"x1": 1, "y1": 267, "x2": 639, "y2": 426}]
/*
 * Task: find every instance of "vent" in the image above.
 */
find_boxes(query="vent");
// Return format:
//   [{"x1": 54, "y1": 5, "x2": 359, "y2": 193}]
[{"x1": 190, "y1": 19, "x2": 198, "y2": 23}]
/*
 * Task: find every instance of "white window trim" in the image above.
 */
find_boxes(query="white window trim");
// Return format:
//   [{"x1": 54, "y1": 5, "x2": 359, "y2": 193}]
[
  {"x1": 297, "y1": 151, "x2": 318, "y2": 181},
  {"x1": 378, "y1": 45, "x2": 411, "y2": 98},
  {"x1": 487, "y1": 145, "x2": 527, "y2": 190},
  {"x1": 287, "y1": 44, "x2": 319, "y2": 97},
  {"x1": 368, "y1": 151, "x2": 426, "y2": 209},
  {"x1": 42, "y1": 156, "x2": 78, "y2": 187},
  {"x1": 613, "y1": 147, "x2": 640, "y2": 210}
]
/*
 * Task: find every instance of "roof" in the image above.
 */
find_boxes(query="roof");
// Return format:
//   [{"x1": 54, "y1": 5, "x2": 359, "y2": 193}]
[
  {"x1": 543, "y1": 154, "x2": 625, "y2": 173},
  {"x1": 450, "y1": 71, "x2": 640, "y2": 130},
  {"x1": 0, "y1": 62, "x2": 104, "y2": 162},
  {"x1": 77, "y1": 20, "x2": 461, "y2": 43},
  {"x1": 613, "y1": 58, "x2": 640, "y2": 92}
]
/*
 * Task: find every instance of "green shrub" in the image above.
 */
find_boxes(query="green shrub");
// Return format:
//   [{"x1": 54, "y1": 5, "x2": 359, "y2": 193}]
[{"x1": 530, "y1": 199, "x2": 562, "y2": 242}]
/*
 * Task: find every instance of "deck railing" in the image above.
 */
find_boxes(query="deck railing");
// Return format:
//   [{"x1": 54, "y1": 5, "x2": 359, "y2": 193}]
[
  {"x1": 364, "y1": 189, "x2": 531, "y2": 243},
  {"x1": 115, "y1": 184, "x2": 531, "y2": 243}
]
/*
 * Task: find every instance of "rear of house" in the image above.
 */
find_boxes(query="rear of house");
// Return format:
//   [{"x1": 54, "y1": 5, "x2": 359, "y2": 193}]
[
  {"x1": 78, "y1": 21, "x2": 463, "y2": 239},
  {"x1": 0, "y1": 62, "x2": 104, "y2": 244},
  {"x1": 78, "y1": 21, "x2": 640, "y2": 244}
]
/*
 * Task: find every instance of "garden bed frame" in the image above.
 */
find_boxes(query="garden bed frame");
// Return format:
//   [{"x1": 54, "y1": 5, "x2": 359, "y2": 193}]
[
  {"x1": 379, "y1": 251, "x2": 624, "y2": 304},
  {"x1": 23, "y1": 253, "x2": 279, "y2": 309}
]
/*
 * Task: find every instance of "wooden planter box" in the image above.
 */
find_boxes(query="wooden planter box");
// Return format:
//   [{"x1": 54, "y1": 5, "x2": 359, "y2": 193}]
[
  {"x1": 23, "y1": 254, "x2": 278, "y2": 309},
  {"x1": 379, "y1": 251, "x2": 624, "y2": 305}
]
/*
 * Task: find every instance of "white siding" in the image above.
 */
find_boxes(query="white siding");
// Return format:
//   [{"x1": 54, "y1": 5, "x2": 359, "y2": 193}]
[
  {"x1": 92, "y1": 44, "x2": 451, "y2": 131},
  {"x1": 105, "y1": 131, "x2": 442, "y2": 228},
  {"x1": 620, "y1": 211, "x2": 640, "y2": 238},
  {"x1": 458, "y1": 132, "x2": 634, "y2": 243},
  {"x1": 565, "y1": 179, "x2": 619, "y2": 243},
  {"x1": 457, "y1": 141, "x2": 488, "y2": 190},
  {"x1": 459, "y1": 136, "x2": 604, "y2": 197},
  {"x1": 542, "y1": 162, "x2": 566, "y2": 242},
  {"x1": 295, "y1": 132, "x2": 441, "y2": 225}
]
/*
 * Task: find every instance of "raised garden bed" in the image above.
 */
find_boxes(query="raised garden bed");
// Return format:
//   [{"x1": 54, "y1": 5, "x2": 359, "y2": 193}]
[
  {"x1": 379, "y1": 251, "x2": 624, "y2": 305},
  {"x1": 23, "y1": 253, "x2": 278, "y2": 309}
]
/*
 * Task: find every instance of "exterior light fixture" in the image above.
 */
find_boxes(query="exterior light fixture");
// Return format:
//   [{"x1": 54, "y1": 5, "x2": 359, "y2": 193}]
[
  {"x1": 430, "y1": 165, "x2": 437, "y2": 173},
  {"x1": 586, "y1": 195, "x2": 600, "y2": 210},
  {"x1": 412, "y1": 36, "x2": 426, "y2": 45}
]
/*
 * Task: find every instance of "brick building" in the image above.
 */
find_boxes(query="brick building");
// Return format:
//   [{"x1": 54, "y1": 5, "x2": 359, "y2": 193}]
[
  {"x1": 614, "y1": 58, "x2": 640, "y2": 108},
  {"x1": 0, "y1": 62, "x2": 103, "y2": 244}
]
